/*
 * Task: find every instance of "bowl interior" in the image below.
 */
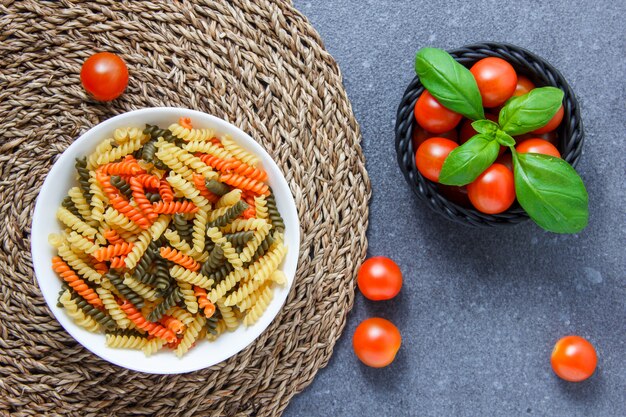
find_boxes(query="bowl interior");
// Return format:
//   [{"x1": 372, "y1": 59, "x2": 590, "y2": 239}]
[{"x1": 31, "y1": 107, "x2": 300, "y2": 374}]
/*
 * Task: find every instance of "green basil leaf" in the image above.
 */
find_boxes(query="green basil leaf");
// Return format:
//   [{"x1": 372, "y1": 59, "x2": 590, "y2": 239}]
[
  {"x1": 495, "y1": 129, "x2": 515, "y2": 147},
  {"x1": 472, "y1": 119, "x2": 499, "y2": 135},
  {"x1": 513, "y1": 152, "x2": 588, "y2": 233},
  {"x1": 415, "y1": 48, "x2": 485, "y2": 121},
  {"x1": 499, "y1": 87, "x2": 564, "y2": 135},
  {"x1": 439, "y1": 134, "x2": 500, "y2": 186}
]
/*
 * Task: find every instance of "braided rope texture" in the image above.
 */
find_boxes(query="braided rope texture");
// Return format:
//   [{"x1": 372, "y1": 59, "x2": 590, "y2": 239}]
[
  {"x1": 0, "y1": 1, "x2": 371, "y2": 415},
  {"x1": 395, "y1": 42, "x2": 584, "y2": 228}
]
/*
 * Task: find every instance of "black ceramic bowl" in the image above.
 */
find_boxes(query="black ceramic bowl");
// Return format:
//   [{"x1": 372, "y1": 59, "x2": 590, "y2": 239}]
[{"x1": 395, "y1": 42, "x2": 584, "y2": 227}]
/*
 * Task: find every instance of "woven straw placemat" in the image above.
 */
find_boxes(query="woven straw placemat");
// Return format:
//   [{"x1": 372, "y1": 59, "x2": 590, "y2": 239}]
[{"x1": 0, "y1": 1, "x2": 370, "y2": 415}]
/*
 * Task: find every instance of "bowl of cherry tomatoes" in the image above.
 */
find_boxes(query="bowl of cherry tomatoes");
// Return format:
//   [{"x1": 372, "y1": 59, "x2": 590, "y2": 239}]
[{"x1": 395, "y1": 43, "x2": 584, "y2": 227}]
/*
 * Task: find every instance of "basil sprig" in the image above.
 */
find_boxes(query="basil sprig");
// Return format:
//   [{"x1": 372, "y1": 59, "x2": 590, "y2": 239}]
[
  {"x1": 512, "y1": 152, "x2": 588, "y2": 233},
  {"x1": 413, "y1": 47, "x2": 589, "y2": 234},
  {"x1": 499, "y1": 87, "x2": 564, "y2": 135},
  {"x1": 415, "y1": 48, "x2": 485, "y2": 121},
  {"x1": 439, "y1": 134, "x2": 500, "y2": 186}
]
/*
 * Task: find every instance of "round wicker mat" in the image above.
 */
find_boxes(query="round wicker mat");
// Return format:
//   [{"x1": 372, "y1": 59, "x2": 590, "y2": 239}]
[{"x1": 0, "y1": 1, "x2": 371, "y2": 415}]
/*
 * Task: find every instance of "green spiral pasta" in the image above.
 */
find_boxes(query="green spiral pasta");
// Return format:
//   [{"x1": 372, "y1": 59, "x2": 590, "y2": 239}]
[
  {"x1": 148, "y1": 286, "x2": 182, "y2": 322},
  {"x1": 206, "y1": 200, "x2": 247, "y2": 228},
  {"x1": 265, "y1": 191, "x2": 284, "y2": 233},
  {"x1": 111, "y1": 175, "x2": 133, "y2": 199},
  {"x1": 75, "y1": 157, "x2": 93, "y2": 204},
  {"x1": 106, "y1": 271, "x2": 145, "y2": 309},
  {"x1": 70, "y1": 290, "x2": 117, "y2": 331},
  {"x1": 205, "y1": 179, "x2": 230, "y2": 196},
  {"x1": 224, "y1": 231, "x2": 254, "y2": 248},
  {"x1": 172, "y1": 213, "x2": 193, "y2": 244},
  {"x1": 201, "y1": 244, "x2": 225, "y2": 276},
  {"x1": 206, "y1": 308, "x2": 222, "y2": 335},
  {"x1": 145, "y1": 192, "x2": 162, "y2": 203},
  {"x1": 154, "y1": 255, "x2": 173, "y2": 290},
  {"x1": 133, "y1": 240, "x2": 160, "y2": 284},
  {"x1": 62, "y1": 196, "x2": 82, "y2": 218}
]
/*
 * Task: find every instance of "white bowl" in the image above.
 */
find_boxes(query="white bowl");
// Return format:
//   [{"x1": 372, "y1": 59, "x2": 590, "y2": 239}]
[{"x1": 31, "y1": 107, "x2": 300, "y2": 374}]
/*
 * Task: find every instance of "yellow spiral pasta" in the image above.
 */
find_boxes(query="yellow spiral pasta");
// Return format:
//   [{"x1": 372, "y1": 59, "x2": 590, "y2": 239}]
[
  {"x1": 104, "y1": 207, "x2": 142, "y2": 233},
  {"x1": 170, "y1": 265, "x2": 214, "y2": 290},
  {"x1": 270, "y1": 270, "x2": 287, "y2": 286},
  {"x1": 175, "y1": 315, "x2": 206, "y2": 357},
  {"x1": 68, "y1": 186, "x2": 93, "y2": 222},
  {"x1": 155, "y1": 140, "x2": 217, "y2": 183},
  {"x1": 216, "y1": 300, "x2": 238, "y2": 331},
  {"x1": 167, "y1": 306, "x2": 195, "y2": 326},
  {"x1": 106, "y1": 333, "x2": 148, "y2": 349},
  {"x1": 123, "y1": 273, "x2": 159, "y2": 301},
  {"x1": 206, "y1": 227, "x2": 242, "y2": 268},
  {"x1": 96, "y1": 286, "x2": 130, "y2": 329},
  {"x1": 124, "y1": 215, "x2": 169, "y2": 269},
  {"x1": 57, "y1": 243, "x2": 102, "y2": 284},
  {"x1": 254, "y1": 196, "x2": 268, "y2": 220},
  {"x1": 58, "y1": 290, "x2": 101, "y2": 332},
  {"x1": 242, "y1": 284, "x2": 273, "y2": 327},
  {"x1": 221, "y1": 218, "x2": 270, "y2": 233},
  {"x1": 163, "y1": 229, "x2": 194, "y2": 254},
  {"x1": 221, "y1": 135, "x2": 260, "y2": 167},
  {"x1": 191, "y1": 206, "x2": 209, "y2": 253},
  {"x1": 66, "y1": 231, "x2": 100, "y2": 255},
  {"x1": 96, "y1": 136, "x2": 145, "y2": 166},
  {"x1": 168, "y1": 123, "x2": 214, "y2": 142},
  {"x1": 183, "y1": 141, "x2": 232, "y2": 160},
  {"x1": 207, "y1": 268, "x2": 248, "y2": 304},
  {"x1": 142, "y1": 338, "x2": 166, "y2": 357},
  {"x1": 166, "y1": 172, "x2": 209, "y2": 208},
  {"x1": 56, "y1": 207, "x2": 98, "y2": 239},
  {"x1": 174, "y1": 148, "x2": 218, "y2": 180},
  {"x1": 238, "y1": 224, "x2": 272, "y2": 263},
  {"x1": 177, "y1": 281, "x2": 198, "y2": 314},
  {"x1": 88, "y1": 171, "x2": 107, "y2": 227},
  {"x1": 113, "y1": 127, "x2": 145, "y2": 144},
  {"x1": 86, "y1": 138, "x2": 114, "y2": 169},
  {"x1": 216, "y1": 189, "x2": 242, "y2": 209}
]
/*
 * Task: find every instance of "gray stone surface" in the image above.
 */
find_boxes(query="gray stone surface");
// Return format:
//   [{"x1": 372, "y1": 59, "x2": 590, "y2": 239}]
[{"x1": 285, "y1": 1, "x2": 626, "y2": 416}]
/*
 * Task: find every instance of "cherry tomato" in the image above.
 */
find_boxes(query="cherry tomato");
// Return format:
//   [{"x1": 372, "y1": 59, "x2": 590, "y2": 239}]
[
  {"x1": 459, "y1": 113, "x2": 498, "y2": 144},
  {"x1": 515, "y1": 131, "x2": 558, "y2": 147},
  {"x1": 496, "y1": 152, "x2": 513, "y2": 171},
  {"x1": 513, "y1": 75, "x2": 536, "y2": 96},
  {"x1": 437, "y1": 184, "x2": 470, "y2": 207},
  {"x1": 357, "y1": 257, "x2": 402, "y2": 301},
  {"x1": 470, "y1": 57, "x2": 518, "y2": 107},
  {"x1": 516, "y1": 138, "x2": 561, "y2": 158},
  {"x1": 412, "y1": 126, "x2": 458, "y2": 150},
  {"x1": 353, "y1": 318, "x2": 401, "y2": 368},
  {"x1": 532, "y1": 105, "x2": 564, "y2": 134},
  {"x1": 551, "y1": 336, "x2": 597, "y2": 382},
  {"x1": 414, "y1": 91, "x2": 462, "y2": 134},
  {"x1": 467, "y1": 163, "x2": 515, "y2": 214},
  {"x1": 80, "y1": 52, "x2": 129, "y2": 101},
  {"x1": 415, "y1": 137, "x2": 458, "y2": 182}
]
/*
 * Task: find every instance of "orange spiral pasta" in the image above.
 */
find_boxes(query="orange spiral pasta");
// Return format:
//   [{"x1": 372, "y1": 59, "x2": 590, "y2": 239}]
[
  {"x1": 159, "y1": 247, "x2": 200, "y2": 271},
  {"x1": 52, "y1": 257, "x2": 103, "y2": 308},
  {"x1": 193, "y1": 285, "x2": 216, "y2": 317},
  {"x1": 92, "y1": 260, "x2": 109, "y2": 275},
  {"x1": 129, "y1": 177, "x2": 158, "y2": 221},
  {"x1": 118, "y1": 301, "x2": 177, "y2": 343},
  {"x1": 196, "y1": 154, "x2": 235, "y2": 172},
  {"x1": 133, "y1": 174, "x2": 160, "y2": 190},
  {"x1": 109, "y1": 256, "x2": 127, "y2": 269},
  {"x1": 158, "y1": 179, "x2": 175, "y2": 203},
  {"x1": 152, "y1": 200, "x2": 198, "y2": 214},
  {"x1": 219, "y1": 172, "x2": 270, "y2": 196},
  {"x1": 159, "y1": 315, "x2": 186, "y2": 334},
  {"x1": 99, "y1": 157, "x2": 145, "y2": 176},
  {"x1": 192, "y1": 174, "x2": 219, "y2": 204},
  {"x1": 92, "y1": 242, "x2": 134, "y2": 262},
  {"x1": 228, "y1": 159, "x2": 268, "y2": 182},
  {"x1": 102, "y1": 228, "x2": 125, "y2": 245},
  {"x1": 241, "y1": 192, "x2": 256, "y2": 219},
  {"x1": 97, "y1": 171, "x2": 150, "y2": 228}
]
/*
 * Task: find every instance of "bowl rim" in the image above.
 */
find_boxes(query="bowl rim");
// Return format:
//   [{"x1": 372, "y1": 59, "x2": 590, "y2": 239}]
[
  {"x1": 30, "y1": 107, "x2": 300, "y2": 374},
  {"x1": 394, "y1": 42, "x2": 584, "y2": 227}
]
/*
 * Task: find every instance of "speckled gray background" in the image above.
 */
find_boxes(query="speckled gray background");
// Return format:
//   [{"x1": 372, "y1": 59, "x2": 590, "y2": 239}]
[{"x1": 285, "y1": 1, "x2": 625, "y2": 416}]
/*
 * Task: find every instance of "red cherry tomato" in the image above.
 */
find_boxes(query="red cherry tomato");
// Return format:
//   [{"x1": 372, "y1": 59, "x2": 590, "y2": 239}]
[
  {"x1": 353, "y1": 318, "x2": 401, "y2": 368},
  {"x1": 467, "y1": 163, "x2": 516, "y2": 214},
  {"x1": 532, "y1": 105, "x2": 564, "y2": 134},
  {"x1": 496, "y1": 152, "x2": 513, "y2": 171},
  {"x1": 515, "y1": 131, "x2": 558, "y2": 147},
  {"x1": 513, "y1": 75, "x2": 536, "y2": 96},
  {"x1": 357, "y1": 257, "x2": 402, "y2": 301},
  {"x1": 551, "y1": 336, "x2": 597, "y2": 382},
  {"x1": 470, "y1": 57, "x2": 518, "y2": 107},
  {"x1": 516, "y1": 138, "x2": 561, "y2": 158},
  {"x1": 415, "y1": 138, "x2": 458, "y2": 182},
  {"x1": 414, "y1": 91, "x2": 462, "y2": 134},
  {"x1": 437, "y1": 184, "x2": 470, "y2": 207},
  {"x1": 412, "y1": 126, "x2": 458, "y2": 150},
  {"x1": 459, "y1": 113, "x2": 498, "y2": 144},
  {"x1": 80, "y1": 52, "x2": 129, "y2": 101}
]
